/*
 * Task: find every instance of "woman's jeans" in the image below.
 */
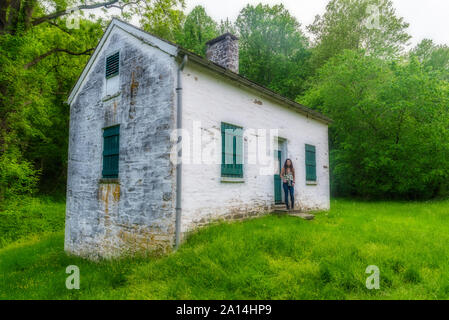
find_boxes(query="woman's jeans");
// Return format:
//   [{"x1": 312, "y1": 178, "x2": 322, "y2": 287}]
[{"x1": 283, "y1": 183, "x2": 294, "y2": 209}]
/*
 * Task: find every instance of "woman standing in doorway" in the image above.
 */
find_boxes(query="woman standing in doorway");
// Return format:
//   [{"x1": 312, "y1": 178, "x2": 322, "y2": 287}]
[{"x1": 280, "y1": 159, "x2": 295, "y2": 210}]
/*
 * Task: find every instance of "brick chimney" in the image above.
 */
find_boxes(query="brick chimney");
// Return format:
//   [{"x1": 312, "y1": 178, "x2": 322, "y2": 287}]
[{"x1": 206, "y1": 33, "x2": 239, "y2": 73}]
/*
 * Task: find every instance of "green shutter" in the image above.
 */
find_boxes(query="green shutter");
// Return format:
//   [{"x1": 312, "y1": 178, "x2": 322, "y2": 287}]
[
  {"x1": 221, "y1": 123, "x2": 243, "y2": 178},
  {"x1": 305, "y1": 144, "x2": 317, "y2": 181},
  {"x1": 106, "y1": 52, "x2": 119, "y2": 78},
  {"x1": 103, "y1": 125, "x2": 120, "y2": 178},
  {"x1": 235, "y1": 129, "x2": 243, "y2": 175}
]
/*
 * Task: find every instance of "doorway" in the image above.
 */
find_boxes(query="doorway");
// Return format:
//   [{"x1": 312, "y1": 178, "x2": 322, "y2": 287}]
[{"x1": 274, "y1": 138, "x2": 287, "y2": 204}]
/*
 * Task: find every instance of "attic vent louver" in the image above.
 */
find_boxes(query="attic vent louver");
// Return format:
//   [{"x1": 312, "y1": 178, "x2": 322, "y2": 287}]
[{"x1": 106, "y1": 52, "x2": 119, "y2": 78}]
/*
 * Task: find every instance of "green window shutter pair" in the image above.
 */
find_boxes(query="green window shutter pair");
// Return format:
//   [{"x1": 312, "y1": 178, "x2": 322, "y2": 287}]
[
  {"x1": 103, "y1": 125, "x2": 120, "y2": 179},
  {"x1": 305, "y1": 144, "x2": 317, "y2": 182},
  {"x1": 106, "y1": 52, "x2": 119, "y2": 78},
  {"x1": 221, "y1": 123, "x2": 243, "y2": 178}
]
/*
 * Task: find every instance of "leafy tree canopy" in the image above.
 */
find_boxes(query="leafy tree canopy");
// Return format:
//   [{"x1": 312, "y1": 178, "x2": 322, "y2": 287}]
[
  {"x1": 1, "y1": 0, "x2": 447, "y2": 202},
  {"x1": 236, "y1": 3, "x2": 311, "y2": 99},
  {"x1": 411, "y1": 39, "x2": 449, "y2": 81},
  {"x1": 301, "y1": 50, "x2": 449, "y2": 199},
  {"x1": 308, "y1": 0, "x2": 411, "y2": 69},
  {"x1": 174, "y1": 5, "x2": 218, "y2": 56}
]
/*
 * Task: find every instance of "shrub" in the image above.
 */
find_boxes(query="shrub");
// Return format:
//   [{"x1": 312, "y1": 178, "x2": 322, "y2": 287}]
[{"x1": 0, "y1": 152, "x2": 40, "y2": 200}]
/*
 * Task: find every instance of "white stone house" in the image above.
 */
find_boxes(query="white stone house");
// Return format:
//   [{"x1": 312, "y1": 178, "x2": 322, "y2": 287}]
[{"x1": 65, "y1": 19, "x2": 331, "y2": 259}]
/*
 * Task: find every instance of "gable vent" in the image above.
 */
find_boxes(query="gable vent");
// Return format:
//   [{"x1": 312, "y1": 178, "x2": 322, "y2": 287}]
[{"x1": 106, "y1": 52, "x2": 119, "y2": 78}]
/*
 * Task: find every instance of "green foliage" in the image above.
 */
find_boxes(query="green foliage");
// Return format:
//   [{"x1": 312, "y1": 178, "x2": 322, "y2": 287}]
[
  {"x1": 236, "y1": 4, "x2": 311, "y2": 99},
  {"x1": 2, "y1": 199, "x2": 449, "y2": 299},
  {"x1": 0, "y1": 196, "x2": 65, "y2": 247},
  {"x1": 0, "y1": 152, "x2": 40, "y2": 199},
  {"x1": 0, "y1": 1, "x2": 186, "y2": 201},
  {"x1": 218, "y1": 18, "x2": 237, "y2": 35},
  {"x1": 411, "y1": 39, "x2": 449, "y2": 81},
  {"x1": 140, "y1": 0, "x2": 186, "y2": 41},
  {"x1": 301, "y1": 50, "x2": 449, "y2": 199},
  {"x1": 308, "y1": 0, "x2": 411, "y2": 69},
  {"x1": 0, "y1": 17, "x2": 103, "y2": 199},
  {"x1": 0, "y1": 0, "x2": 447, "y2": 200},
  {"x1": 174, "y1": 5, "x2": 219, "y2": 56}
]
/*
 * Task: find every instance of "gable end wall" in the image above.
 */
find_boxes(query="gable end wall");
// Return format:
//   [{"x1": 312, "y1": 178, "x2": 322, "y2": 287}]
[{"x1": 65, "y1": 28, "x2": 177, "y2": 259}]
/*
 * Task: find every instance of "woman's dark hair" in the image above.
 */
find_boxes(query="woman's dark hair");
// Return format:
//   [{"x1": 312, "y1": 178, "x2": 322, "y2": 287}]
[{"x1": 284, "y1": 159, "x2": 294, "y2": 171}]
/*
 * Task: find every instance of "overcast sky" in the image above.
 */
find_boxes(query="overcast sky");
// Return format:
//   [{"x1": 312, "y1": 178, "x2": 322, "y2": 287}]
[{"x1": 184, "y1": 0, "x2": 449, "y2": 47}]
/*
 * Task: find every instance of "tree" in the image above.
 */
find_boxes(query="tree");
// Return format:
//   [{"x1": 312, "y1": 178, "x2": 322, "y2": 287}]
[
  {"x1": 236, "y1": 4, "x2": 311, "y2": 99},
  {"x1": 0, "y1": 17, "x2": 104, "y2": 198},
  {"x1": 301, "y1": 50, "x2": 449, "y2": 199},
  {"x1": 411, "y1": 39, "x2": 449, "y2": 81},
  {"x1": 0, "y1": 0, "x2": 185, "y2": 34},
  {"x1": 140, "y1": 0, "x2": 185, "y2": 41},
  {"x1": 218, "y1": 18, "x2": 236, "y2": 35},
  {"x1": 308, "y1": 0, "x2": 411, "y2": 69},
  {"x1": 175, "y1": 5, "x2": 218, "y2": 56},
  {"x1": 0, "y1": 0, "x2": 185, "y2": 199}
]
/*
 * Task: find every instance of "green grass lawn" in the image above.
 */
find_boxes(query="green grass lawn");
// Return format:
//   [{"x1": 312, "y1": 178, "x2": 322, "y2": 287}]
[{"x1": 1, "y1": 198, "x2": 449, "y2": 299}]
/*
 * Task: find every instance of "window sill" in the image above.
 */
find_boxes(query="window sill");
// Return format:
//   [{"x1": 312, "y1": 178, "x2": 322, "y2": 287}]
[
  {"x1": 306, "y1": 181, "x2": 318, "y2": 186},
  {"x1": 102, "y1": 92, "x2": 121, "y2": 102},
  {"x1": 221, "y1": 177, "x2": 245, "y2": 184},
  {"x1": 99, "y1": 178, "x2": 120, "y2": 185}
]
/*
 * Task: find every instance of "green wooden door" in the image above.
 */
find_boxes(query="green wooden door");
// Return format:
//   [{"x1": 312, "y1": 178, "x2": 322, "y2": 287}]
[{"x1": 274, "y1": 150, "x2": 283, "y2": 204}]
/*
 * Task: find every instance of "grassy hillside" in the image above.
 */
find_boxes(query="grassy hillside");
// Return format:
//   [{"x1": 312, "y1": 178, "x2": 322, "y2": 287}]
[{"x1": 1, "y1": 198, "x2": 449, "y2": 299}]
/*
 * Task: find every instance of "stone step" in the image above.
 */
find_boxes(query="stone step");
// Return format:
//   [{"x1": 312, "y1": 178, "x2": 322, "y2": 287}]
[
  {"x1": 273, "y1": 206, "x2": 315, "y2": 221},
  {"x1": 273, "y1": 205, "x2": 298, "y2": 212},
  {"x1": 290, "y1": 213, "x2": 315, "y2": 221},
  {"x1": 274, "y1": 204, "x2": 287, "y2": 209},
  {"x1": 274, "y1": 209, "x2": 302, "y2": 214}
]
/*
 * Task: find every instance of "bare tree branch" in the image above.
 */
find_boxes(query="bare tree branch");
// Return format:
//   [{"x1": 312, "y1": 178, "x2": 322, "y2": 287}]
[
  {"x1": 24, "y1": 48, "x2": 95, "y2": 69},
  {"x1": 107, "y1": 0, "x2": 141, "y2": 15},
  {"x1": 47, "y1": 21, "x2": 72, "y2": 35},
  {"x1": 32, "y1": 0, "x2": 120, "y2": 26}
]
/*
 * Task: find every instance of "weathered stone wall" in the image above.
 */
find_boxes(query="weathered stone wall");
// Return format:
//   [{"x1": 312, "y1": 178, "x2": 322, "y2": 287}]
[
  {"x1": 206, "y1": 33, "x2": 239, "y2": 73},
  {"x1": 180, "y1": 63, "x2": 330, "y2": 235},
  {"x1": 65, "y1": 28, "x2": 177, "y2": 259}
]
